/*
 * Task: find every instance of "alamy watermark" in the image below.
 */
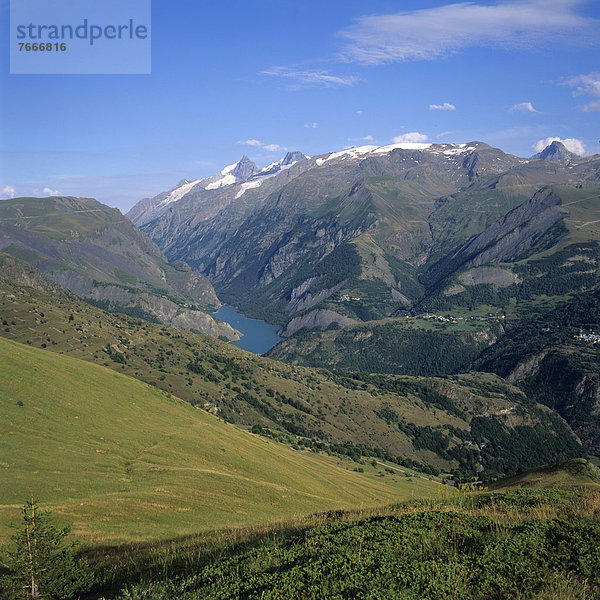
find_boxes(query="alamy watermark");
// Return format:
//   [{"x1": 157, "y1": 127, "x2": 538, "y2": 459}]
[{"x1": 10, "y1": 0, "x2": 151, "y2": 74}]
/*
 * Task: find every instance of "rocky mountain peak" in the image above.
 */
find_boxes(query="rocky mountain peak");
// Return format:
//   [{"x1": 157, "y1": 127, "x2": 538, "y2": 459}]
[
  {"x1": 281, "y1": 151, "x2": 309, "y2": 166},
  {"x1": 464, "y1": 141, "x2": 491, "y2": 150},
  {"x1": 532, "y1": 141, "x2": 579, "y2": 162},
  {"x1": 230, "y1": 155, "x2": 259, "y2": 180}
]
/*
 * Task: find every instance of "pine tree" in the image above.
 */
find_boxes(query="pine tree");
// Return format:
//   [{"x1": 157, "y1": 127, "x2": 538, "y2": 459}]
[{"x1": 0, "y1": 497, "x2": 93, "y2": 599}]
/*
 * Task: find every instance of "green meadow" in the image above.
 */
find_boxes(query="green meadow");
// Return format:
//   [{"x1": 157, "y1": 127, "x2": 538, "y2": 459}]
[{"x1": 0, "y1": 336, "x2": 435, "y2": 545}]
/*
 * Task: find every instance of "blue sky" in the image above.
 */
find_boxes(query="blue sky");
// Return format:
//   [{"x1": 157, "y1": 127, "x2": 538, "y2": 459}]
[{"x1": 1, "y1": 0, "x2": 599, "y2": 211}]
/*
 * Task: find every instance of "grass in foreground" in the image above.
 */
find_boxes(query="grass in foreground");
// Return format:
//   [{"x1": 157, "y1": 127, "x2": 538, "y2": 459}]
[{"x1": 86, "y1": 487, "x2": 600, "y2": 600}]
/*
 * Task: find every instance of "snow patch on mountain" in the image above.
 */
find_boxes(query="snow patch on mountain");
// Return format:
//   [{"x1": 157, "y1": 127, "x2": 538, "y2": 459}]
[
  {"x1": 222, "y1": 161, "x2": 240, "y2": 174},
  {"x1": 158, "y1": 179, "x2": 205, "y2": 209},
  {"x1": 235, "y1": 179, "x2": 264, "y2": 198},
  {"x1": 441, "y1": 145, "x2": 470, "y2": 155},
  {"x1": 326, "y1": 145, "x2": 379, "y2": 162},
  {"x1": 372, "y1": 142, "x2": 433, "y2": 153},
  {"x1": 234, "y1": 154, "x2": 308, "y2": 199},
  {"x1": 315, "y1": 142, "x2": 459, "y2": 165},
  {"x1": 206, "y1": 173, "x2": 237, "y2": 190}
]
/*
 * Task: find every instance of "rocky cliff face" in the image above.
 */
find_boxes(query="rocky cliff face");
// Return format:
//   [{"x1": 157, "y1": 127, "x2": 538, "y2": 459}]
[
  {"x1": 279, "y1": 309, "x2": 359, "y2": 337},
  {"x1": 425, "y1": 187, "x2": 565, "y2": 286}
]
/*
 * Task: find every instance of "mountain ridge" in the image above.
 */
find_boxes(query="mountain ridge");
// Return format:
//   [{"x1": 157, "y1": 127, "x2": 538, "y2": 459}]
[
  {"x1": 0, "y1": 196, "x2": 238, "y2": 339},
  {"x1": 127, "y1": 151, "x2": 310, "y2": 227}
]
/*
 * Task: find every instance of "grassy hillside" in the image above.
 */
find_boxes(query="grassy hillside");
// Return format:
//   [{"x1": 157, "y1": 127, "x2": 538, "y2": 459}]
[
  {"x1": 0, "y1": 336, "x2": 436, "y2": 544},
  {"x1": 86, "y1": 485, "x2": 600, "y2": 599},
  {"x1": 0, "y1": 196, "x2": 126, "y2": 241},
  {"x1": 0, "y1": 256, "x2": 584, "y2": 479},
  {"x1": 491, "y1": 458, "x2": 600, "y2": 491}
]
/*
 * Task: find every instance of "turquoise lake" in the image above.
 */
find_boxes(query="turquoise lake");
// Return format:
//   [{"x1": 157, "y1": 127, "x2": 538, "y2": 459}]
[{"x1": 214, "y1": 305, "x2": 282, "y2": 355}]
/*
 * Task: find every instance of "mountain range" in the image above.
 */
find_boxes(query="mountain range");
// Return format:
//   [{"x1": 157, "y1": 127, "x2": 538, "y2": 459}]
[
  {"x1": 129, "y1": 141, "x2": 599, "y2": 327},
  {"x1": 1, "y1": 138, "x2": 600, "y2": 556},
  {"x1": 126, "y1": 139, "x2": 600, "y2": 453},
  {"x1": 1, "y1": 138, "x2": 598, "y2": 466}
]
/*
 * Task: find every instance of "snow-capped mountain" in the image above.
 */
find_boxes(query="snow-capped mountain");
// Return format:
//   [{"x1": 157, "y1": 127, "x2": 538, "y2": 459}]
[
  {"x1": 234, "y1": 151, "x2": 309, "y2": 199},
  {"x1": 127, "y1": 152, "x2": 309, "y2": 226},
  {"x1": 156, "y1": 155, "x2": 260, "y2": 208},
  {"x1": 127, "y1": 143, "x2": 498, "y2": 227}
]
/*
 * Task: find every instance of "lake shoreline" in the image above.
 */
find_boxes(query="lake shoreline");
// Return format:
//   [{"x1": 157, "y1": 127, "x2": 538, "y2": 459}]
[{"x1": 214, "y1": 305, "x2": 282, "y2": 355}]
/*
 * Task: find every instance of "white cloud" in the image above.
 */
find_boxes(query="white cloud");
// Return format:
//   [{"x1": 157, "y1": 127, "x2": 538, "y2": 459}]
[
  {"x1": 436, "y1": 131, "x2": 454, "y2": 139},
  {"x1": 563, "y1": 71, "x2": 600, "y2": 97},
  {"x1": 510, "y1": 101, "x2": 540, "y2": 113},
  {"x1": 579, "y1": 100, "x2": 600, "y2": 112},
  {"x1": 237, "y1": 139, "x2": 281, "y2": 152},
  {"x1": 338, "y1": 0, "x2": 597, "y2": 65},
  {"x1": 237, "y1": 139, "x2": 263, "y2": 147},
  {"x1": 43, "y1": 187, "x2": 60, "y2": 196},
  {"x1": 1, "y1": 185, "x2": 16, "y2": 198},
  {"x1": 561, "y1": 72, "x2": 600, "y2": 111},
  {"x1": 356, "y1": 110, "x2": 363, "y2": 116},
  {"x1": 304, "y1": 122, "x2": 318, "y2": 129},
  {"x1": 347, "y1": 135, "x2": 375, "y2": 144},
  {"x1": 262, "y1": 66, "x2": 358, "y2": 88},
  {"x1": 392, "y1": 132, "x2": 429, "y2": 143},
  {"x1": 429, "y1": 102, "x2": 456, "y2": 111},
  {"x1": 532, "y1": 136, "x2": 586, "y2": 155}
]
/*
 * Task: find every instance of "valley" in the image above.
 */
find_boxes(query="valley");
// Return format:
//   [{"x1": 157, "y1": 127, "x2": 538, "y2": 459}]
[
  {"x1": 123, "y1": 142, "x2": 600, "y2": 456},
  {"x1": 0, "y1": 253, "x2": 584, "y2": 483},
  {"x1": 4, "y1": 2, "x2": 600, "y2": 595},
  {"x1": 1, "y1": 139, "x2": 600, "y2": 599}
]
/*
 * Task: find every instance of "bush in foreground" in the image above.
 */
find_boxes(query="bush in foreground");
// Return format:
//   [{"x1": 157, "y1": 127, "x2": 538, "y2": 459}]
[{"x1": 95, "y1": 489, "x2": 600, "y2": 600}]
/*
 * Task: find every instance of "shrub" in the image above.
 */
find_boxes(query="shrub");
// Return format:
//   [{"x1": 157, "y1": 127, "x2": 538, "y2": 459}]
[{"x1": 0, "y1": 498, "x2": 93, "y2": 599}]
